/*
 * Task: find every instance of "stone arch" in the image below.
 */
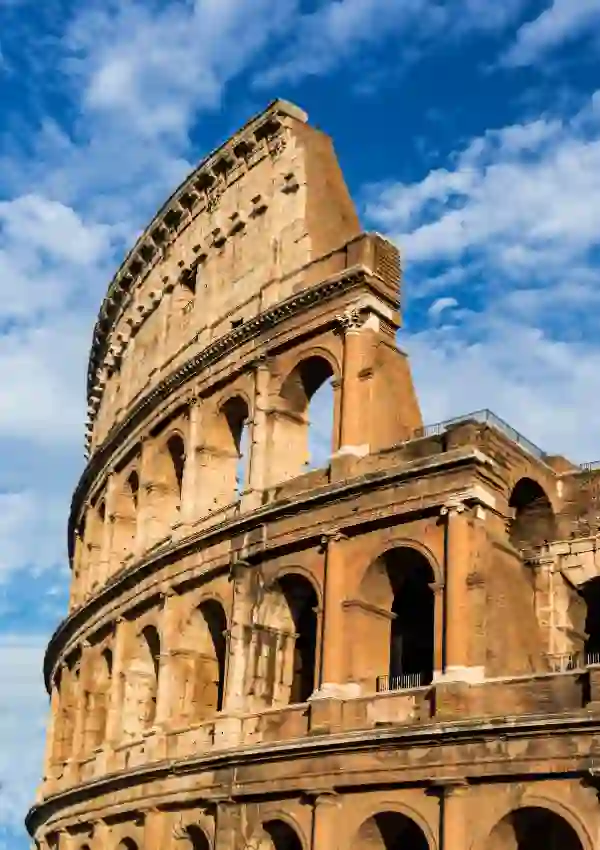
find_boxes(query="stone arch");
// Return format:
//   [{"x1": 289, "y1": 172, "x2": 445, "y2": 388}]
[
  {"x1": 268, "y1": 353, "x2": 338, "y2": 486},
  {"x1": 355, "y1": 547, "x2": 436, "y2": 691},
  {"x1": 82, "y1": 646, "x2": 113, "y2": 753},
  {"x1": 115, "y1": 838, "x2": 139, "y2": 850},
  {"x1": 350, "y1": 810, "x2": 431, "y2": 850},
  {"x1": 508, "y1": 477, "x2": 556, "y2": 555},
  {"x1": 51, "y1": 660, "x2": 80, "y2": 764},
  {"x1": 179, "y1": 597, "x2": 228, "y2": 721},
  {"x1": 122, "y1": 623, "x2": 161, "y2": 738},
  {"x1": 85, "y1": 497, "x2": 106, "y2": 593},
  {"x1": 202, "y1": 392, "x2": 251, "y2": 511},
  {"x1": 256, "y1": 818, "x2": 305, "y2": 850},
  {"x1": 484, "y1": 805, "x2": 589, "y2": 850},
  {"x1": 251, "y1": 572, "x2": 319, "y2": 709},
  {"x1": 110, "y1": 467, "x2": 140, "y2": 568},
  {"x1": 184, "y1": 824, "x2": 211, "y2": 850}
]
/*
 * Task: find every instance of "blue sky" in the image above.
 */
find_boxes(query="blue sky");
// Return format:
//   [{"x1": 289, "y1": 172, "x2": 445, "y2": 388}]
[{"x1": 1, "y1": 0, "x2": 600, "y2": 846}]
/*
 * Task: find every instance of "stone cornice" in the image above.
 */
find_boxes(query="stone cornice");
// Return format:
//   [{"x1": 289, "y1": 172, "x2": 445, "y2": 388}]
[
  {"x1": 25, "y1": 711, "x2": 600, "y2": 836},
  {"x1": 71, "y1": 263, "x2": 380, "y2": 551},
  {"x1": 52, "y1": 447, "x2": 494, "y2": 692},
  {"x1": 86, "y1": 99, "x2": 307, "y2": 412}
]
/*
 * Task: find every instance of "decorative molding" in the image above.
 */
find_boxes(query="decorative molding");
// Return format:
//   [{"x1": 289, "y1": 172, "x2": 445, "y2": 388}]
[{"x1": 70, "y1": 265, "x2": 373, "y2": 545}]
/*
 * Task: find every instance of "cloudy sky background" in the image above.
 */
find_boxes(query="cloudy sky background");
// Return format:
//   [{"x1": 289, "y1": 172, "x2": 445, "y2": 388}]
[{"x1": 1, "y1": 0, "x2": 600, "y2": 846}]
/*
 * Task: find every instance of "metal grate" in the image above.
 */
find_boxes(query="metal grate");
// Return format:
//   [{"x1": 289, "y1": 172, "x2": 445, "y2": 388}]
[{"x1": 376, "y1": 672, "x2": 425, "y2": 692}]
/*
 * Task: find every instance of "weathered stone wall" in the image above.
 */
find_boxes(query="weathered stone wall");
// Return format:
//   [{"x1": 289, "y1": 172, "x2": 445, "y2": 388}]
[{"x1": 30, "y1": 101, "x2": 600, "y2": 850}]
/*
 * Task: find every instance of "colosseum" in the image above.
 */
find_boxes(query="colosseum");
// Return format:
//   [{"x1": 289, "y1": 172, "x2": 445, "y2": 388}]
[{"x1": 27, "y1": 100, "x2": 600, "y2": 850}]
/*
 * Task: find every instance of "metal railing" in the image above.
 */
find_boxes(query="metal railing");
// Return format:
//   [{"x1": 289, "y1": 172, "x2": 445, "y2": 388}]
[
  {"x1": 411, "y1": 409, "x2": 546, "y2": 463},
  {"x1": 579, "y1": 460, "x2": 600, "y2": 472},
  {"x1": 545, "y1": 651, "x2": 600, "y2": 672},
  {"x1": 376, "y1": 672, "x2": 427, "y2": 692}
]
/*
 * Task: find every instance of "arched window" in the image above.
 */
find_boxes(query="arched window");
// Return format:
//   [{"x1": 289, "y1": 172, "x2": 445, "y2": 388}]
[
  {"x1": 351, "y1": 812, "x2": 429, "y2": 850},
  {"x1": 167, "y1": 434, "x2": 186, "y2": 503},
  {"x1": 253, "y1": 574, "x2": 318, "y2": 708},
  {"x1": 117, "y1": 840, "x2": 139, "y2": 850},
  {"x1": 123, "y1": 625, "x2": 161, "y2": 737},
  {"x1": 358, "y1": 548, "x2": 435, "y2": 692},
  {"x1": 201, "y1": 395, "x2": 250, "y2": 513},
  {"x1": 83, "y1": 647, "x2": 113, "y2": 752},
  {"x1": 509, "y1": 478, "x2": 556, "y2": 554},
  {"x1": 270, "y1": 355, "x2": 336, "y2": 486},
  {"x1": 110, "y1": 469, "x2": 139, "y2": 567},
  {"x1": 581, "y1": 576, "x2": 600, "y2": 663},
  {"x1": 180, "y1": 599, "x2": 228, "y2": 721},
  {"x1": 487, "y1": 806, "x2": 584, "y2": 850},
  {"x1": 258, "y1": 820, "x2": 304, "y2": 850},
  {"x1": 185, "y1": 825, "x2": 211, "y2": 850}
]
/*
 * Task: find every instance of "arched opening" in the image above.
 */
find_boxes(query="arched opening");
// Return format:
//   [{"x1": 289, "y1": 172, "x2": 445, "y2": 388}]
[
  {"x1": 252, "y1": 573, "x2": 319, "y2": 709},
  {"x1": 487, "y1": 806, "x2": 584, "y2": 850},
  {"x1": 181, "y1": 599, "x2": 228, "y2": 722},
  {"x1": 117, "y1": 840, "x2": 139, "y2": 850},
  {"x1": 51, "y1": 662, "x2": 80, "y2": 764},
  {"x1": 201, "y1": 394, "x2": 250, "y2": 513},
  {"x1": 269, "y1": 355, "x2": 336, "y2": 486},
  {"x1": 358, "y1": 548, "x2": 435, "y2": 692},
  {"x1": 83, "y1": 647, "x2": 113, "y2": 752},
  {"x1": 110, "y1": 469, "x2": 139, "y2": 568},
  {"x1": 581, "y1": 576, "x2": 600, "y2": 664},
  {"x1": 167, "y1": 434, "x2": 186, "y2": 502},
  {"x1": 258, "y1": 819, "x2": 304, "y2": 850},
  {"x1": 351, "y1": 811, "x2": 430, "y2": 850},
  {"x1": 509, "y1": 478, "x2": 556, "y2": 554},
  {"x1": 86, "y1": 498, "x2": 106, "y2": 593},
  {"x1": 123, "y1": 624, "x2": 161, "y2": 738},
  {"x1": 185, "y1": 825, "x2": 210, "y2": 850}
]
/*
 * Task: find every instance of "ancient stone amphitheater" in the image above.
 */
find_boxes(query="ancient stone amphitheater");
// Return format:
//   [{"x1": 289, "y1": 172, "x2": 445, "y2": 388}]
[{"x1": 27, "y1": 100, "x2": 600, "y2": 850}]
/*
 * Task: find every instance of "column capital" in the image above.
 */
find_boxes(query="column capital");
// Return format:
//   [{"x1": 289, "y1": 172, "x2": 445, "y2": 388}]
[
  {"x1": 334, "y1": 305, "x2": 367, "y2": 334},
  {"x1": 440, "y1": 496, "x2": 467, "y2": 517},
  {"x1": 319, "y1": 530, "x2": 347, "y2": 551}
]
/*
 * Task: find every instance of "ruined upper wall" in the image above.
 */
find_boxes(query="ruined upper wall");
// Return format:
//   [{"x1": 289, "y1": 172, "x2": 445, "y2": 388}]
[{"x1": 87, "y1": 99, "x2": 366, "y2": 452}]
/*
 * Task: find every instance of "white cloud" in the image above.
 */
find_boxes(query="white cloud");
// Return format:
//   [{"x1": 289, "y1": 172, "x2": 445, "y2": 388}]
[
  {"x1": 366, "y1": 90, "x2": 600, "y2": 463},
  {"x1": 255, "y1": 0, "x2": 525, "y2": 88},
  {"x1": 428, "y1": 296, "x2": 459, "y2": 320},
  {"x1": 0, "y1": 635, "x2": 48, "y2": 838},
  {"x1": 502, "y1": 0, "x2": 600, "y2": 67}
]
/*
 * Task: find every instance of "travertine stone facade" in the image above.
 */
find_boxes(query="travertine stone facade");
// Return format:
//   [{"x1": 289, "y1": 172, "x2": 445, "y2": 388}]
[{"x1": 28, "y1": 100, "x2": 600, "y2": 850}]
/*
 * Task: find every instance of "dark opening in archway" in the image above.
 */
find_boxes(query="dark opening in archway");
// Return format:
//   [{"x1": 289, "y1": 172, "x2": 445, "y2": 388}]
[
  {"x1": 351, "y1": 811, "x2": 429, "y2": 850},
  {"x1": 167, "y1": 434, "x2": 186, "y2": 501},
  {"x1": 509, "y1": 478, "x2": 556, "y2": 553},
  {"x1": 222, "y1": 395, "x2": 250, "y2": 496},
  {"x1": 198, "y1": 599, "x2": 227, "y2": 712},
  {"x1": 279, "y1": 355, "x2": 336, "y2": 476},
  {"x1": 263, "y1": 819, "x2": 304, "y2": 850},
  {"x1": 388, "y1": 549, "x2": 435, "y2": 687},
  {"x1": 487, "y1": 806, "x2": 584, "y2": 850},
  {"x1": 581, "y1": 576, "x2": 600, "y2": 662},
  {"x1": 186, "y1": 824, "x2": 210, "y2": 850},
  {"x1": 279, "y1": 574, "x2": 319, "y2": 703}
]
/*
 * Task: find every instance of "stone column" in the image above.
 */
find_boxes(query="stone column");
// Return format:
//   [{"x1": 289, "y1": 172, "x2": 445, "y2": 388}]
[
  {"x1": 310, "y1": 792, "x2": 340, "y2": 850},
  {"x1": 244, "y1": 356, "x2": 271, "y2": 508},
  {"x1": 430, "y1": 581, "x2": 445, "y2": 679},
  {"x1": 223, "y1": 562, "x2": 252, "y2": 714},
  {"x1": 214, "y1": 800, "x2": 241, "y2": 850},
  {"x1": 438, "y1": 497, "x2": 483, "y2": 683},
  {"x1": 42, "y1": 684, "x2": 59, "y2": 787},
  {"x1": 155, "y1": 589, "x2": 182, "y2": 728},
  {"x1": 313, "y1": 532, "x2": 357, "y2": 699},
  {"x1": 105, "y1": 617, "x2": 129, "y2": 750},
  {"x1": 335, "y1": 307, "x2": 370, "y2": 457},
  {"x1": 439, "y1": 781, "x2": 470, "y2": 850},
  {"x1": 137, "y1": 438, "x2": 166, "y2": 550},
  {"x1": 100, "y1": 472, "x2": 117, "y2": 586},
  {"x1": 181, "y1": 396, "x2": 202, "y2": 524}
]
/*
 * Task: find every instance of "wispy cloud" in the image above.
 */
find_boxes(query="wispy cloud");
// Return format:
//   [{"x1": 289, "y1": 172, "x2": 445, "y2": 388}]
[
  {"x1": 254, "y1": 0, "x2": 525, "y2": 88},
  {"x1": 501, "y1": 0, "x2": 600, "y2": 67},
  {"x1": 366, "y1": 90, "x2": 600, "y2": 461}
]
